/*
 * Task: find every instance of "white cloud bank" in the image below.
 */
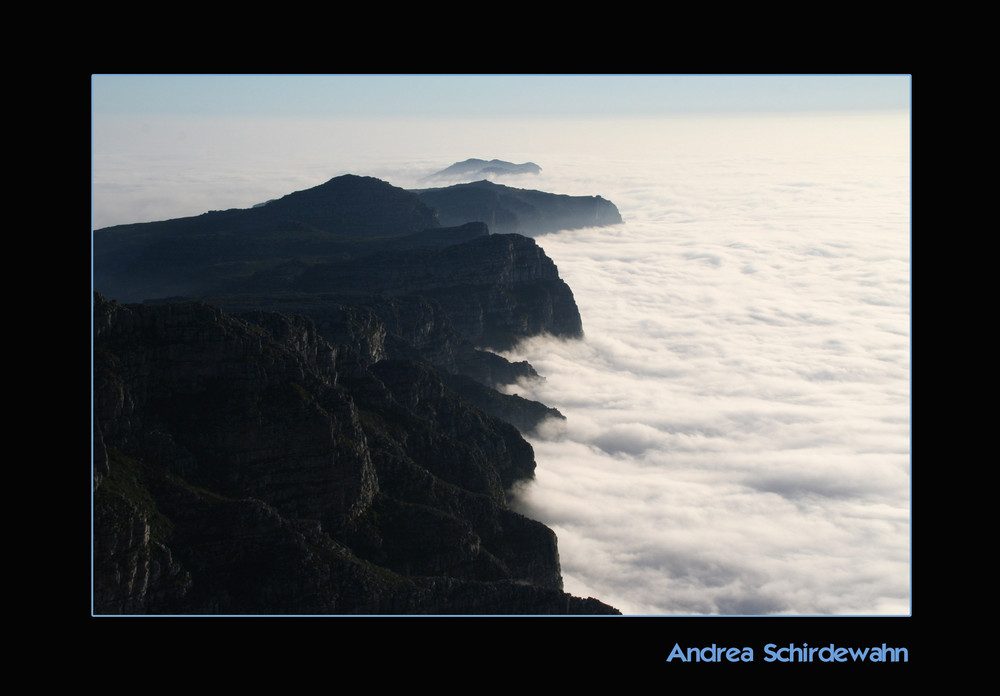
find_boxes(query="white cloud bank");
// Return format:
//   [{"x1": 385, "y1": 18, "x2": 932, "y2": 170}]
[{"x1": 497, "y1": 112, "x2": 910, "y2": 615}]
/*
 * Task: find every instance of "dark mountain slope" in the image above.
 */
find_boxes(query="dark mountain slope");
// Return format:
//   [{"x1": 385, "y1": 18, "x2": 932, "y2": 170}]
[
  {"x1": 93, "y1": 295, "x2": 619, "y2": 614},
  {"x1": 93, "y1": 175, "x2": 442, "y2": 303},
  {"x1": 291, "y1": 232, "x2": 583, "y2": 352},
  {"x1": 91, "y1": 172, "x2": 622, "y2": 615},
  {"x1": 412, "y1": 179, "x2": 623, "y2": 237}
]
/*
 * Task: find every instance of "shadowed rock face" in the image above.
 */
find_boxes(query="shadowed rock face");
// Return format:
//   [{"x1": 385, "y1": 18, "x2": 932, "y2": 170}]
[
  {"x1": 93, "y1": 175, "x2": 586, "y2": 422},
  {"x1": 91, "y1": 173, "x2": 621, "y2": 615},
  {"x1": 293, "y1": 233, "x2": 584, "y2": 352},
  {"x1": 92, "y1": 175, "x2": 444, "y2": 303},
  {"x1": 93, "y1": 295, "x2": 619, "y2": 614},
  {"x1": 92, "y1": 175, "x2": 587, "y2": 352}
]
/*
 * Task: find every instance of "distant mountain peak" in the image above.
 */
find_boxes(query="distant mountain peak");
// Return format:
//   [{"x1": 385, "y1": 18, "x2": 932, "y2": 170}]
[{"x1": 428, "y1": 158, "x2": 542, "y2": 181}]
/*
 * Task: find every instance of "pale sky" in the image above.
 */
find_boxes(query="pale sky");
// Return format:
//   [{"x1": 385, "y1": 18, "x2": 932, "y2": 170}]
[{"x1": 91, "y1": 74, "x2": 911, "y2": 118}]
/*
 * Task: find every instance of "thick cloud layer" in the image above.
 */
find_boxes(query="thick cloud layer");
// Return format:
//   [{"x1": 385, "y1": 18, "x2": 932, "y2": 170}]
[{"x1": 495, "y1": 113, "x2": 910, "y2": 615}]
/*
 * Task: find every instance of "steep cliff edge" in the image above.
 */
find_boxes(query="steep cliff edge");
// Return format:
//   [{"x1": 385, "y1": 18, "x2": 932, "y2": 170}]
[
  {"x1": 94, "y1": 175, "x2": 588, "y2": 430},
  {"x1": 92, "y1": 173, "x2": 620, "y2": 614},
  {"x1": 292, "y1": 232, "x2": 583, "y2": 352},
  {"x1": 93, "y1": 295, "x2": 619, "y2": 614},
  {"x1": 201, "y1": 292, "x2": 564, "y2": 434}
]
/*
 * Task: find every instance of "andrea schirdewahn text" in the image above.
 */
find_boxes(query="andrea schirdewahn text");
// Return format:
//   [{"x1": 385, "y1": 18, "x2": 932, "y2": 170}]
[{"x1": 666, "y1": 642, "x2": 908, "y2": 663}]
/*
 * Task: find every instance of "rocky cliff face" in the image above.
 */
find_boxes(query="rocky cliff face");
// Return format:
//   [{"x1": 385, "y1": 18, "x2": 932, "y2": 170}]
[
  {"x1": 92, "y1": 175, "x2": 442, "y2": 303},
  {"x1": 292, "y1": 233, "x2": 583, "y2": 352},
  {"x1": 92, "y1": 173, "x2": 621, "y2": 615},
  {"x1": 195, "y1": 290, "x2": 563, "y2": 435},
  {"x1": 93, "y1": 294, "x2": 618, "y2": 614}
]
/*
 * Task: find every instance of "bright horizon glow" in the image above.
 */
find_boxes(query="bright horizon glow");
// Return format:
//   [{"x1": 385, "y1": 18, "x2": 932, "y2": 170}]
[
  {"x1": 91, "y1": 108, "x2": 909, "y2": 230},
  {"x1": 92, "y1": 74, "x2": 910, "y2": 230}
]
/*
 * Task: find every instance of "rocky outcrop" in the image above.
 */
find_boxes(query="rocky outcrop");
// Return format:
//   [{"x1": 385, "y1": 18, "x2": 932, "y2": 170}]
[
  {"x1": 196, "y1": 291, "x2": 561, "y2": 434},
  {"x1": 293, "y1": 233, "x2": 584, "y2": 352},
  {"x1": 93, "y1": 175, "x2": 583, "y2": 426},
  {"x1": 91, "y1": 173, "x2": 619, "y2": 615},
  {"x1": 413, "y1": 179, "x2": 623, "y2": 237},
  {"x1": 91, "y1": 175, "x2": 443, "y2": 303},
  {"x1": 92, "y1": 175, "x2": 588, "y2": 352},
  {"x1": 92, "y1": 294, "x2": 619, "y2": 614},
  {"x1": 93, "y1": 299, "x2": 376, "y2": 533}
]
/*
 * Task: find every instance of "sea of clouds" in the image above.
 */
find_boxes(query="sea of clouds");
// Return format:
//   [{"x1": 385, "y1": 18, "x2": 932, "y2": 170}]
[
  {"x1": 492, "y1": 113, "x2": 911, "y2": 615},
  {"x1": 92, "y1": 110, "x2": 911, "y2": 616}
]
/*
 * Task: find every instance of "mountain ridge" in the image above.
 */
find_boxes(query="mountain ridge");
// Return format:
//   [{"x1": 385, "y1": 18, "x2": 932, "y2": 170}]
[
  {"x1": 411, "y1": 178, "x2": 623, "y2": 237},
  {"x1": 91, "y1": 172, "x2": 623, "y2": 615}
]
